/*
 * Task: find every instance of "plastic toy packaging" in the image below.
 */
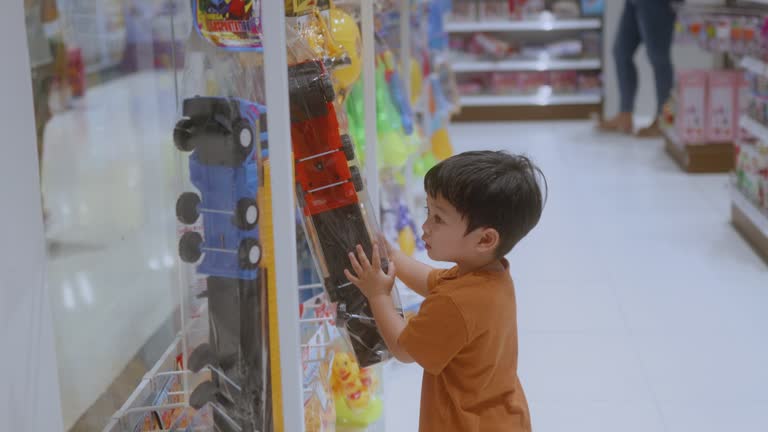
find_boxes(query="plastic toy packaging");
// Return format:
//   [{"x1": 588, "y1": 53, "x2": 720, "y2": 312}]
[
  {"x1": 676, "y1": 12, "x2": 764, "y2": 55},
  {"x1": 735, "y1": 140, "x2": 768, "y2": 211},
  {"x1": 328, "y1": 332, "x2": 385, "y2": 428},
  {"x1": 285, "y1": 3, "x2": 404, "y2": 370},
  {"x1": 173, "y1": 2, "x2": 271, "y2": 428}
]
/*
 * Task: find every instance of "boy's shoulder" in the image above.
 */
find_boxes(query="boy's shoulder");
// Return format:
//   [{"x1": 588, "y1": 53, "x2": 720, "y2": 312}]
[{"x1": 427, "y1": 264, "x2": 517, "y2": 323}]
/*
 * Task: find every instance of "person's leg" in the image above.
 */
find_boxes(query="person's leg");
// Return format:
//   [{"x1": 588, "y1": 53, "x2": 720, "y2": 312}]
[
  {"x1": 600, "y1": 0, "x2": 642, "y2": 133},
  {"x1": 31, "y1": 65, "x2": 53, "y2": 223},
  {"x1": 635, "y1": 0, "x2": 677, "y2": 137}
]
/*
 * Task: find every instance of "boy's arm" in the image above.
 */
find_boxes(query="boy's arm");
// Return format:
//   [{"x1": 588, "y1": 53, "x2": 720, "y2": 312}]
[
  {"x1": 369, "y1": 295, "x2": 414, "y2": 364},
  {"x1": 386, "y1": 241, "x2": 434, "y2": 297}
]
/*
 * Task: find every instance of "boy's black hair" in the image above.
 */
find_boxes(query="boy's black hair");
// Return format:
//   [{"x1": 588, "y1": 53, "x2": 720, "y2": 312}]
[{"x1": 424, "y1": 151, "x2": 547, "y2": 257}]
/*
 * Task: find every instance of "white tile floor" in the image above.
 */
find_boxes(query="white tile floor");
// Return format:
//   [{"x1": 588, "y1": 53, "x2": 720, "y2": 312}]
[{"x1": 43, "y1": 72, "x2": 768, "y2": 431}]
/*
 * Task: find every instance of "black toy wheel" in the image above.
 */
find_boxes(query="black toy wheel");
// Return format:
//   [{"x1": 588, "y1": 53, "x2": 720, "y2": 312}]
[
  {"x1": 179, "y1": 231, "x2": 203, "y2": 263},
  {"x1": 176, "y1": 192, "x2": 201, "y2": 225},
  {"x1": 238, "y1": 238, "x2": 261, "y2": 269},
  {"x1": 190, "y1": 380, "x2": 218, "y2": 410},
  {"x1": 341, "y1": 134, "x2": 355, "y2": 161},
  {"x1": 350, "y1": 166, "x2": 364, "y2": 192},
  {"x1": 234, "y1": 198, "x2": 259, "y2": 230},
  {"x1": 188, "y1": 343, "x2": 213, "y2": 373},
  {"x1": 321, "y1": 75, "x2": 336, "y2": 103},
  {"x1": 174, "y1": 118, "x2": 195, "y2": 152},
  {"x1": 232, "y1": 118, "x2": 255, "y2": 163}
]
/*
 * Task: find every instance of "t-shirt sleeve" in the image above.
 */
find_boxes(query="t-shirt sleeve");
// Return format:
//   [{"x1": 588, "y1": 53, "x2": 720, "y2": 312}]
[
  {"x1": 426, "y1": 268, "x2": 443, "y2": 293},
  {"x1": 398, "y1": 294, "x2": 468, "y2": 375}
]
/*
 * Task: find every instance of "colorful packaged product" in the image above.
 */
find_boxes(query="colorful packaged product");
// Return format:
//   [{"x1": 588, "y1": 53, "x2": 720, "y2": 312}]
[
  {"x1": 675, "y1": 70, "x2": 709, "y2": 144},
  {"x1": 706, "y1": 71, "x2": 743, "y2": 143}
]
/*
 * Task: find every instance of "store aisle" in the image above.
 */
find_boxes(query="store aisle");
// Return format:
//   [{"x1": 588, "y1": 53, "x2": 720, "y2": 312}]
[
  {"x1": 387, "y1": 121, "x2": 768, "y2": 432},
  {"x1": 42, "y1": 71, "x2": 768, "y2": 431},
  {"x1": 43, "y1": 71, "x2": 181, "y2": 429}
]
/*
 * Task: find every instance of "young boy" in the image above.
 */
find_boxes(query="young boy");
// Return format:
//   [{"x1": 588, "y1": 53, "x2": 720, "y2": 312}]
[{"x1": 345, "y1": 151, "x2": 545, "y2": 432}]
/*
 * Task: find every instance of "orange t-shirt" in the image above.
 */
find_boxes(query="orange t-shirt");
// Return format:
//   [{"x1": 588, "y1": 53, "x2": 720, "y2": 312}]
[{"x1": 398, "y1": 260, "x2": 531, "y2": 432}]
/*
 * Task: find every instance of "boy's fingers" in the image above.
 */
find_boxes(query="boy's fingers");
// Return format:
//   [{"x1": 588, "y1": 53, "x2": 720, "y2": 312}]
[
  {"x1": 344, "y1": 269, "x2": 360, "y2": 285},
  {"x1": 377, "y1": 233, "x2": 391, "y2": 252},
  {"x1": 356, "y1": 244, "x2": 371, "y2": 270},
  {"x1": 371, "y1": 242, "x2": 381, "y2": 271},
  {"x1": 348, "y1": 252, "x2": 363, "y2": 275},
  {"x1": 386, "y1": 260, "x2": 396, "y2": 278}
]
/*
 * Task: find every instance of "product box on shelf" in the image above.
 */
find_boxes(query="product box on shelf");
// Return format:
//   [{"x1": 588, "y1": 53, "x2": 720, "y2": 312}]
[
  {"x1": 706, "y1": 71, "x2": 742, "y2": 143},
  {"x1": 675, "y1": 70, "x2": 709, "y2": 144},
  {"x1": 478, "y1": 0, "x2": 510, "y2": 20},
  {"x1": 509, "y1": 0, "x2": 546, "y2": 19},
  {"x1": 580, "y1": 0, "x2": 604, "y2": 16},
  {"x1": 735, "y1": 141, "x2": 768, "y2": 210},
  {"x1": 450, "y1": 0, "x2": 477, "y2": 22},
  {"x1": 737, "y1": 72, "x2": 752, "y2": 142}
]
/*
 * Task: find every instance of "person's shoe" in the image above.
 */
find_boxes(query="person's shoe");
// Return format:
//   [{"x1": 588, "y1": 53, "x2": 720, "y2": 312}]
[
  {"x1": 598, "y1": 113, "x2": 633, "y2": 134},
  {"x1": 636, "y1": 119, "x2": 663, "y2": 138}
]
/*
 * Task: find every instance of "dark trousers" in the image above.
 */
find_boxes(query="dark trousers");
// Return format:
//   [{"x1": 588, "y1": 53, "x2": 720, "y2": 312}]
[{"x1": 614, "y1": 0, "x2": 677, "y2": 115}]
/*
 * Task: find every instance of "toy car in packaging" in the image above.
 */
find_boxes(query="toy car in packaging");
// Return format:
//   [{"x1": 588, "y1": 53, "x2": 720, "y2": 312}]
[
  {"x1": 174, "y1": 96, "x2": 268, "y2": 432},
  {"x1": 287, "y1": 58, "x2": 401, "y2": 368}
]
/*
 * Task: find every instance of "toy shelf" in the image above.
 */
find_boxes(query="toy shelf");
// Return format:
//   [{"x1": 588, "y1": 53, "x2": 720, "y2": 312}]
[
  {"x1": 445, "y1": 18, "x2": 601, "y2": 33},
  {"x1": 732, "y1": 185, "x2": 768, "y2": 264},
  {"x1": 452, "y1": 58, "x2": 601, "y2": 73},
  {"x1": 740, "y1": 55, "x2": 768, "y2": 77},
  {"x1": 740, "y1": 115, "x2": 768, "y2": 143},
  {"x1": 448, "y1": 12, "x2": 605, "y2": 121},
  {"x1": 662, "y1": 127, "x2": 735, "y2": 173},
  {"x1": 460, "y1": 93, "x2": 601, "y2": 107}
]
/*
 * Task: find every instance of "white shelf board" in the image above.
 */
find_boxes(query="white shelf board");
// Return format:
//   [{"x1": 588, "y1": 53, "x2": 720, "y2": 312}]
[
  {"x1": 740, "y1": 115, "x2": 768, "y2": 144},
  {"x1": 732, "y1": 186, "x2": 768, "y2": 240},
  {"x1": 740, "y1": 56, "x2": 768, "y2": 77},
  {"x1": 460, "y1": 93, "x2": 602, "y2": 107},
  {"x1": 445, "y1": 18, "x2": 602, "y2": 33},
  {"x1": 452, "y1": 58, "x2": 602, "y2": 73}
]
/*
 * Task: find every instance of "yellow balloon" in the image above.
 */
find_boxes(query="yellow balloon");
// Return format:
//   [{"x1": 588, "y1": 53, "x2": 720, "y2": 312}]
[
  {"x1": 431, "y1": 128, "x2": 453, "y2": 161},
  {"x1": 329, "y1": 9, "x2": 362, "y2": 90},
  {"x1": 410, "y1": 58, "x2": 423, "y2": 106},
  {"x1": 398, "y1": 226, "x2": 416, "y2": 257}
]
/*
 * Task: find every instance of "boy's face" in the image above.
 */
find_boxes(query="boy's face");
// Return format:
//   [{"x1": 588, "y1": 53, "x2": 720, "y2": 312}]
[{"x1": 422, "y1": 194, "x2": 483, "y2": 263}]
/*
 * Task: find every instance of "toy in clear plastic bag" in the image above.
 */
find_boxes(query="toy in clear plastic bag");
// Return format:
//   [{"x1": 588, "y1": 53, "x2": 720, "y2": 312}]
[
  {"x1": 173, "y1": 3, "x2": 271, "y2": 431},
  {"x1": 194, "y1": 0, "x2": 264, "y2": 50},
  {"x1": 330, "y1": 348, "x2": 384, "y2": 427},
  {"x1": 286, "y1": 27, "x2": 404, "y2": 368}
]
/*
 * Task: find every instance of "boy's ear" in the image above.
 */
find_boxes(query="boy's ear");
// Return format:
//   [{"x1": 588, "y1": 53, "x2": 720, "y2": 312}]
[{"x1": 476, "y1": 227, "x2": 500, "y2": 254}]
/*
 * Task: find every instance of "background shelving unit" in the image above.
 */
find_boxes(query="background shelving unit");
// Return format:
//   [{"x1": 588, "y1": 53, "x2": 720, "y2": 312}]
[
  {"x1": 447, "y1": 3, "x2": 604, "y2": 121},
  {"x1": 670, "y1": 1, "x2": 768, "y2": 261},
  {"x1": 661, "y1": 1, "x2": 760, "y2": 173}
]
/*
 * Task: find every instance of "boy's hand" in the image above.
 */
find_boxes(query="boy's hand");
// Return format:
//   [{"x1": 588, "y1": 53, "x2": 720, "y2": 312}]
[
  {"x1": 378, "y1": 233, "x2": 400, "y2": 261},
  {"x1": 344, "y1": 242, "x2": 396, "y2": 300}
]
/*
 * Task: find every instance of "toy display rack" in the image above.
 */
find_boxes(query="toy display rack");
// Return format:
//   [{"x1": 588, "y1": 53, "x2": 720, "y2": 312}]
[
  {"x1": 732, "y1": 182, "x2": 768, "y2": 264},
  {"x1": 663, "y1": 2, "x2": 757, "y2": 174},
  {"x1": 447, "y1": 14, "x2": 604, "y2": 121},
  {"x1": 662, "y1": 126, "x2": 735, "y2": 174},
  {"x1": 734, "y1": 0, "x2": 768, "y2": 264},
  {"x1": 736, "y1": 114, "x2": 768, "y2": 263},
  {"x1": 104, "y1": 1, "x2": 389, "y2": 431}
]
